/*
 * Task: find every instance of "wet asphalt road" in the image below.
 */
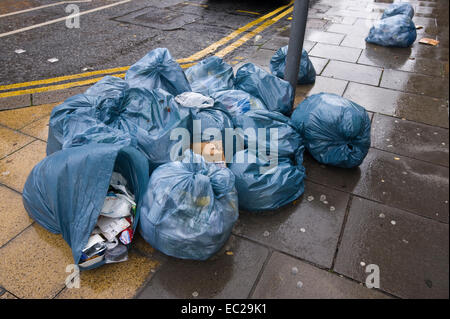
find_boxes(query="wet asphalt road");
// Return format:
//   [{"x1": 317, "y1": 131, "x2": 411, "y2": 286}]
[{"x1": 0, "y1": 0, "x2": 292, "y2": 85}]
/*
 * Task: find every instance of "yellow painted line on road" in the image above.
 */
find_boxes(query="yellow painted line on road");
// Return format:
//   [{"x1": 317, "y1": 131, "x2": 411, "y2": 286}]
[
  {"x1": 183, "y1": 2, "x2": 208, "y2": 8},
  {"x1": 236, "y1": 10, "x2": 261, "y2": 15},
  {"x1": 215, "y1": 6, "x2": 294, "y2": 58},
  {"x1": 177, "y1": 0, "x2": 293, "y2": 63}
]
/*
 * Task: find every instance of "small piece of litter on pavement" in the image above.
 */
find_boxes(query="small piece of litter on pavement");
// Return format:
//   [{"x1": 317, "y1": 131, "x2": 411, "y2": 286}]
[
  {"x1": 296, "y1": 281, "x2": 303, "y2": 288},
  {"x1": 416, "y1": 25, "x2": 424, "y2": 30},
  {"x1": 15, "y1": 49, "x2": 26, "y2": 54},
  {"x1": 387, "y1": 145, "x2": 393, "y2": 148},
  {"x1": 419, "y1": 38, "x2": 439, "y2": 46},
  {"x1": 192, "y1": 291, "x2": 199, "y2": 297},
  {"x1": 307, "y1": 195, "x2": 314, "y2": 202},
  {"x1": 82, "y1": 67, "x2": 93, "y2": 72},
  {"x1": 320, "y1": 195, "x2": 326, "y2": 202},
  {"x1": 379, "y1": 213, "x2": 385, "y2": 218},
  {"x1": 323, "y1": 200, "x2": 328, "y2": 205},
  {"x1": 254, "y1": 35, "x2": 262, "y2": 43},
  {"x1": 360, "y1": 261, "x2": 366, "y2": 267},
  {"x1": 1, "y1": 171, "x2": 10, "y2": 176},
  {"x1": 442, "y1": 142, "x2": 446, "y2": 146},
  {"x1": 402, "y1": 239, "x2": 409, "y2": 244},
  {"x1": 330, "y1": 206, "x2": 335, "y2": 212},
  {"x1": 225, "y1": 251, "x2": 234, "y2": 256},
  {"x1": 47, "y1": 58, "x2": 59, "y2": 63},
  {"x1": 381, "y1": 179, "x2": 385, "y2": 183},
  {"x1": 391, "y1": 220, "x2": 396, "y2": 225},
  {"x1": 300, "y1": 228, "x2": 306, "y2": 233},
  {"x1": 402, "y1": 171, "x2": 408, "y2": 175},
  {"x1": 263, "y1": 230, "x2": 270, "y2": 237},
  {"x1": 291, "y1": 267, "x2": 298, "y2": 275},
  {"x1": 394, "y1": 157, "x2": 400, "y2": 160}
]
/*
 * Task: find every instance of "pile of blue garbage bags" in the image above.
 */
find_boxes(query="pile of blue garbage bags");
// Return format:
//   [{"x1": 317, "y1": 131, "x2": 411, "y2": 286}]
[
  {"x1": 23, "y1": 47, "x2": 371, "y2": 267},
  {"x1": 366, "y1": 3, "x2": 417, "y2": 47}
]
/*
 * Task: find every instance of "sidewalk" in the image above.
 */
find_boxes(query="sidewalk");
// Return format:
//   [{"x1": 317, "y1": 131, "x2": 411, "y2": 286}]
[{"x1": 0, "y1": 0, "x2": 448, "y2": 299}]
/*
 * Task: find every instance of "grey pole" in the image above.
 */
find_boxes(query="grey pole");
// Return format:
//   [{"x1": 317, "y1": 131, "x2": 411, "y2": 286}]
[{"x1": 284, "y1": 0, "x2": 310, "y2": 109}]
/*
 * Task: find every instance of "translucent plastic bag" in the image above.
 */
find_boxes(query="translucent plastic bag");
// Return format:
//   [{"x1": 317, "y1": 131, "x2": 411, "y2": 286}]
[
  {"x1": 365, "y1": 15, "x2": 417, "y2": 48},
  {"x1": 381, "y1": 3, "x2": 414, "y2": 19},
  {"x1": 211, "y1": 89, "x2": 266, "y2": 118}
]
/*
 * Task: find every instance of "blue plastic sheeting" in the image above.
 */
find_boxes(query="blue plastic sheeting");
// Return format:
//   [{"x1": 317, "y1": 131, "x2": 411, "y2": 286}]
[
  {"x1": 291, "y1": 93, "x2": 371, "y2": 168},
  {"x1": 381, "y1": 3, "x2": 414, "y2": 19},
  {"x1": 234, "y1": 63, "x2": 294, "y2": 115},
  {"x1": 366, "y1": 15, "x2": 417, "y2": 48},
  {"x1": 228, "y1": 150, "x2": 305, "y2": 212},
  {"x1": 125, "y1": 48, "x2": 191, "y2": 96},
  {"x1": 22, "y1": 144, "x2": 149, "y2": 266},
  {"x1": 139, "y1": 150, "x2": 239, "y2": 260},
  {"x1": 270, "y1": 46, "x2": 316, "y2": 85},
  {"x1": 47, "y1": 76, "x2": 191, "y2": 165},
  {"x1": 185, "y1": 56, "x2": 234, "y2": 96},
  {"x1": 231, "y1": 109, "x2": 301, "y2": 158},
  {"x1": 211, "y1": 89, "x2": 266, "y2": 117}
]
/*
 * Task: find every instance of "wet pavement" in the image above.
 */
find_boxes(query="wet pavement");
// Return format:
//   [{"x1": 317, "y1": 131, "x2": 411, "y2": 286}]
[{"x1": 0, "y1": 0, "x2": 449, "y2": 299}]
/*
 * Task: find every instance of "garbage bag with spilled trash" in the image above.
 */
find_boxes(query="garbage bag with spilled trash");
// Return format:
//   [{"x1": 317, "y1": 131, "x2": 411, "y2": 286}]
[
  {"x1": 125, "y1": 47, "x2": 191, "y2": 96},
  {"x1": 211, "y1": 89, "x2": 267, "y2": 117},
  {"x1": 228, "y1": 110, "x2": 306, "y2": 211},
  {"x1": 365, "y1": 14, "x2": 417, "y2": 48},
  {"x1": 22, "y1": 144, "x2": 149, "y2": 269},
  {"x1": 234, "y1": 63, "x2": 294, "y2": 115},
  {"x1": 381, "y1": 3, "x2": 414, "y2": 19},
  {"x1": 270, "y1": 45, "x2": 316, "y2": 85},
  {"x1": 139, "y1": 150, "x2": 239, "y2": 260},
  {"x1": 291, "y1": 93, "x2": 371, "y2": 168},
  {"x1": 185, "y1": 56, "x2": 234, "y2": 96}
]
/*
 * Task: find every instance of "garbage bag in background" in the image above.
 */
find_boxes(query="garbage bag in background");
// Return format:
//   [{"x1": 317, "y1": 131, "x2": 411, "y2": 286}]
[
  {"x1": 270, "y1": 45, "x2": 316, "y2": 85},
  {"x1": 365, "y1": 15, "x2": 417, "y2": 48},
  {"x1": 291, "y1": 93, "x2": 371, "y2": 168},
  {"x1": 234, "y1": 63, "x2": 294, "y2": 115},
  {"x1": 229, "y1": 149, "x2": 305, "y2": 211},
  {"x1": 211, "y1": 89, "x2": 267, "y2": 118},
  {"x1": 125, "y1": 48, "x2": 191, "y2": 96},
  {"x1": 139, "y1": 150, "x2": 239, "y2": 260},
  {"x1": 231, "y1": 109, "x2": 301, "y2": 159},
  {"x1": 381, "y1": 3, "x2": 414, "y2": 19},
  {"x1": 22, "y1": 144, "x2": 149, "y2": 267},
  {"x1": 185, "y1": 56, "x2": 234, "y2": 96}
]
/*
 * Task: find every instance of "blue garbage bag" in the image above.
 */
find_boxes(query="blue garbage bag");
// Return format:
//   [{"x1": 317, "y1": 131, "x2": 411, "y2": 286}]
[
  {"x1": 234, "y1": 63, "x2": 294, "y2": 115},
  {"x1": 22, "y1": 144, "x2": 149, "y2": 267},
  {"x1": 228, "y1": 149, "x2": 305, "y2": 211},
  {"x1": 190, "y1": 106, "x2": 233, "y2": 144},
  {"x1": 47, "y1": 76, "x2": 191, "y2": 165},
  {"x1": 381, "y1": 3, "x2": 414, "y2": 19},
  {"x1": 365, "y1": 15, "x2": 417, "y2": 48},
  {"x1": 211, "y1": 89, "x2": 267, "y2": 117},
  {"x1": 125, "y1": 48, "x2": 191, "y2": 96},
  {"x1": 231, "y1": 109, "x2": 301, "y2": 159},
  {"x1": 139, "y1": 150, "x2": 239, "y2": 260},
  {"x1": 291, "y1": 93, "x2": 371, "y2": 168},
  {"x1": 270, "y1": 46, "x2": 316, "y2": 84},
  {"x1": 185, "y1": 56, "x2": 234, "y2": 96}
]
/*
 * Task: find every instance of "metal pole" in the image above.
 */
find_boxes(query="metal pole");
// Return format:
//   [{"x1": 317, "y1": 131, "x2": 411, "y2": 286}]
[{"x1": 285, "y1": 0, "x2": 309, "y2": 108}]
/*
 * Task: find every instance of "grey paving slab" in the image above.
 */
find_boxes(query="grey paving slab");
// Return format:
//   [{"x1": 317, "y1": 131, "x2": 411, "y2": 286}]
[
  {"x1": 252, "y1": 251, "x2": 390, "y2": 299},
  {"x1": 233, "y1": 182, "x2": 350, "y2": 268},
  {"x1": 380, "y1": 69, "x2": 449, "y2": 99},
  {"x1": 306, "y1": 18, "x2": 329, "y2": 30},
  {"x1": 137, "y1": 236, "x2": 269, "y2": 299},
  {"x1": 309, "y1": 57, "x2": 329, "y2": 75},
  {"x1": 322, "y1": 60, "x2": 382, "y2": 86},
  {"x1": 303, "y1": 149, "x2": 449, "y2": 223},
  {"x1": 260, "y1": 36, "x2": 290, "y2": 51},
  {"x1": 309, "y1": 43, "x2": 362, "y2": 63},
  {"x1": 358, "y1": 47, "x2": 446, "y2": 77},
  {"x1": 371, "y1": 113, "x2": 449, "y2": 167},
  {"x1": 0, "y1": 95, "x2": 31, "y2": 111},
  {"x1": 324, "y1": 16, "x2": 357, "y2": 25},
  {"x1": 32, "y1": 85, "x2": 89, "y2": 106},
  {"x1": 325, "y1": 9, "x2": 381, "y2": 20},
  {"x1": 326, "y1": 23, "x2": 371, "y2": 36},
  {"x1": 293, "y1": 76, "x2": 348, "y2": 106},
  {"x1": 305, "y1": 29, "x2": 345, "y2": 45},
  {"x1": 248, "y1": 48, "x2": 276, "y2": 73},
  {"x1": 334, "y1": 197, "x2": 449, "y2": 299},
  {"x1": 340, "y1": 34, "x2": 367, "y2": 49},
  {"x1": 344, "y1": 82, "x2": 449, "y2": 128}
]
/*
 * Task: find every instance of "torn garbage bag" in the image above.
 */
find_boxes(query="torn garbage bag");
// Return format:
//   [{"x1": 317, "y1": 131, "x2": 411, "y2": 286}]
[
  {"x1": 185, "y1": 56, "x2": 234, "y2": 96},
  {"x1": 291, "y1": 93, "x2": 371, "y2": 168},
  {"x1": 22, "y1": 144, "x2": 149, "y2": 268},
  {"x1": 211, "y1": 89, "x2": 267, "y2": 117},
  {"x1": 125, "y1": 48, "x2": 191, "y2": 96},
  {"x1": 381, "y1": 3, "x2": 414, "y2": 19},
  {"x1": 234, "y1": 63, "x2": 294, "y2": 115},
  {"x1": 139, "y1": 150, "x2": 239, "y2": 260},
  {"x1": 229, "y1": 149, "x2": 305, "y2": 212},
  {"x1": 270, "y1": 45, "x2": 316, "y2": 85},
  {"x1": 365, "y1": 15, "x2": 417, "y2": 48}
]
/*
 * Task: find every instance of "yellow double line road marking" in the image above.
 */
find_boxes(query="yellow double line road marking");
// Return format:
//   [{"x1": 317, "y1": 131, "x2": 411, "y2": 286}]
[{"x1": 0, "y1": 1, "x2": 293, "y2": 99}]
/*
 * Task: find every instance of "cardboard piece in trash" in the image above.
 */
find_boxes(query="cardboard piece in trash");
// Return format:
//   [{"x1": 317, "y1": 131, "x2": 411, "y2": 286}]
[
  {"x1": 192, "y1": 140, "x2": 225, "y2": 162},
  {"x1": 97, "y1": 216, "x2": 130, "y2": 242},
  {"x1": 419, "y1": 38, "x2": 439, "y2": 46}
]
